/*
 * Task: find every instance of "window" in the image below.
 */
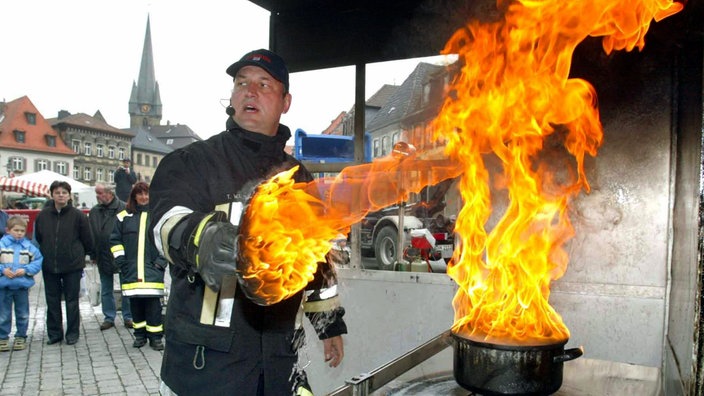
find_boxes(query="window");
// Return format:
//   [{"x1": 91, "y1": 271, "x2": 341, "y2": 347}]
[
  {"x1": 108, "y1": 146, "x2": 115, "y2": 159},
  {"x1": 373, "y1": 139, "x2": 380, "y2": 158},
  {"x1": 96, "y1": 144, "x2": 104, "y2": 157},
  {"x1": 381, "y1": 136, "x2": 390, "y2": 156},
  {"x1": 9, "y1": 157, "x2": 25, "y2": 172},
  {"x1": 73, "y1": 165, "x2": 80, "y2": 180},
  {"x1": 25, "y1": 112, "x2": 36, "y2": 125},
  {"x1": 425, "y1": 124, "x2": 433, "y2": 148},
  {"x1": 152, "y1": 156, "x2": 157, "y2": 167},
  {"x1": 55, "y1": 162, "x2": 68, "y2": 175},
  {"x1": 13, "y1": 130, "x2": 25, "y2": 143},
  {"x1": 83, "y1": 167, "x2": 92, "y2": 181},
  {"x1": 137, "y1": 153, "x2": 142, "y2": 165},
  {"x1": 72, "y1": 140, "x2": 81, "y2": 154},
  {"x1": 422, "y1": 83, "x2": 431, "y2": 105},
  {"x1": 36, "y1": 159, "x2": 49, "y2": 171},
  {"x1": 96, "y1": 168, "x2": 104, "y2": 182},
  {"x1": 392, "y1": 132, "x2": 400, "y2": 146},
  {"x1": 84, "y1": 142, "x2": 92, "y2": 156},
  {"x1": 109, "y1": 171, "x2": 115, "y2": 183},
  {"x1": 166, "y1": 138, "x2": 174, "y2": 145},
  {"x1": 46, "y1": 135, "x2": 56, "y2": 147},
  {"x1": 118, "y1": 148, "x2": 125, "y2": 160}
]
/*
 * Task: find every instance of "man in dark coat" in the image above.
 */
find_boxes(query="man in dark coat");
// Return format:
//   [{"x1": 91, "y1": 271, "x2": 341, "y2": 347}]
[
  {"x1": 114, "y1": 159, "x2": 137, "y2": 202},
  {"x1": 89, "y1": 183, "x2": 132, "y2": 330},
  {"x1": 150, "y1": 49, "x2": 347, "y2": 396}
]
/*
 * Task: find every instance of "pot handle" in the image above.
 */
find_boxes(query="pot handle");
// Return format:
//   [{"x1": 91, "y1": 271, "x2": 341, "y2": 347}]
[{"x1": 553, "y1": 346, "x2": 584, "y2": 363}]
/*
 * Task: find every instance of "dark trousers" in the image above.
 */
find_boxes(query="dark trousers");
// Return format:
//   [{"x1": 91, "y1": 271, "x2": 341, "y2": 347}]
[
  {"x1": 42, "y1": 269, "x2": 82, "y2": 342},
  {"x1": 131, "y1": 297, "x2": 163, "y2": 341}
]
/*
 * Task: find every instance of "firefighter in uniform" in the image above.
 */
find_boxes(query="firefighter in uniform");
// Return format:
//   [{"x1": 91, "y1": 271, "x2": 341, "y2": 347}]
[
  {"x1": 110, "y1": 182, "x2": 166, "y2": 350},
  {"x1": 150, "y1": 49, "x2": 347, "y2": 395}
]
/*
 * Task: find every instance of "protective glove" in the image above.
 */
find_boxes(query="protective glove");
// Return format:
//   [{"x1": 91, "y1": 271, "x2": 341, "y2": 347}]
[
  {"x1": 168, "y1": 211, "x2": 240, "y2": 291},
  {"x1": 194, "y1": 221, "x2": 239, "y2": 292}
]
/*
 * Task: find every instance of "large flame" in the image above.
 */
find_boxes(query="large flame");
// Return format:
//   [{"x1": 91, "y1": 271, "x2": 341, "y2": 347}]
[
  {"x1": 236, "y1": 0, "x2": 683, "y2": 338},
  {"x1": 238, "y1": 157, "x2": 462, "y2": 305},
  {"x1": 438, "y1": 0, "x2": 682, "y2": 345}
]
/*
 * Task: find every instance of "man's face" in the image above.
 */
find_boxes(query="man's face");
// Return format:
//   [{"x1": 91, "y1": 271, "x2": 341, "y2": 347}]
[
  {"x1": 230, "y1": 65, "x2": 291, "y2": 136},
  {"x1": 95, "y1": 186, "x2": 113, "y2": 205}
]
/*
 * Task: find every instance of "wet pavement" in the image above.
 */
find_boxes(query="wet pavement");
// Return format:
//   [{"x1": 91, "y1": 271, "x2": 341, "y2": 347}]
[{"x1": 0, "y1": 265, "x2": 163, "y2": 395}]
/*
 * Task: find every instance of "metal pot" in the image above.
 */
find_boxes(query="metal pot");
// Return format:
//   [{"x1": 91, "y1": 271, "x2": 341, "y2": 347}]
[{"x1": 452, "y1": 332, "x2": 583, "y2": 396}]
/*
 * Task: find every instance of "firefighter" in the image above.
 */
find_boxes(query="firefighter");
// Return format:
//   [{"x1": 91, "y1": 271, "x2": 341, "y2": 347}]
[{"x1": 150, "y1": 49, "x2": 347, "y2": 395}]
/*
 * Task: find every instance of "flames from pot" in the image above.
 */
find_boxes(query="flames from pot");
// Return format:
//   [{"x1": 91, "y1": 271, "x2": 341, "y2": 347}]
[
  {"x1": 236, "y1": 0, "x2": 683, "y2": 330},
  {"x1": 438, "y1": 0, "x2": 682, "y2": 344}
]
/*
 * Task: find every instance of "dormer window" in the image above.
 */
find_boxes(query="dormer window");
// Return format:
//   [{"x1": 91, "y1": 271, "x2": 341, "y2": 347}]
[
  {"x1": 46, "y1": 135, "x2": 56, "y2": 147},
  {"x1": 13, "y1": 130, "x2": 26, "y2": 143},
  {"x1": 25, "y1": 112, "x2": 36, "y2": 125}
]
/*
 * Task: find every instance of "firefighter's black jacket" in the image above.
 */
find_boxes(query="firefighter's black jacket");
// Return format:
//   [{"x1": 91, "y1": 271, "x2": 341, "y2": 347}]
[{"x1": 110, "y1": 205, "x2": 165, "y2": 297}]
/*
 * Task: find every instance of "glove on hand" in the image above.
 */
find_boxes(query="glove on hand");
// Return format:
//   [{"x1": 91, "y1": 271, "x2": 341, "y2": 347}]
[{"x1": 195, "y1": 221, "x2": 239, "y2": 292}]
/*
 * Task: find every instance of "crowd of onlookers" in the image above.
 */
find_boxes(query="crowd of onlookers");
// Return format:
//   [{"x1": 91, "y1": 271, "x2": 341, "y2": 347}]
[{"x1": 0, "y1": 158, "x2": 165, "y2": 353}]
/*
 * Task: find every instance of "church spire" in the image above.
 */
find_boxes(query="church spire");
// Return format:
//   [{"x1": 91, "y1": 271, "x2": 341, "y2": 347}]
[{"x1": 129, "y1": 14, "x2": 162, "y2": 128}]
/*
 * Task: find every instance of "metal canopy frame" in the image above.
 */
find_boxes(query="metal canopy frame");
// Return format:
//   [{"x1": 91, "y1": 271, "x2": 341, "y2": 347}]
[{"x1": 248, "y1": 0, "x2": 488, "y2": 172}]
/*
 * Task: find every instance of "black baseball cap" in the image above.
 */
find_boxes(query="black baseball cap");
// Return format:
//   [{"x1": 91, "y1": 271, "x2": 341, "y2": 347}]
[{"x1": 226, "y1": 49, "x2": 289, "y2": 93}]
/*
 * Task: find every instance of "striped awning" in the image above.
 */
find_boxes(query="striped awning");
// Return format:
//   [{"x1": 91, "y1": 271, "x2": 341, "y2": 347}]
[{"x1": 0, "y1": 176, "x2": 50, "y2": 197}]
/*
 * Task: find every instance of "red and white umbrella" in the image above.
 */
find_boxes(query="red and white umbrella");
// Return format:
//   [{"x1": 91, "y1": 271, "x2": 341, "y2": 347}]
[{"x1": 0, "y1": 176, "x2": 50, "y2": 197}]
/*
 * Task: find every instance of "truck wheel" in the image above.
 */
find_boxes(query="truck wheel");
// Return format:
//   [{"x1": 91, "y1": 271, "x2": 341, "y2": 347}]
[{"x1": 374, "y1": 226, "x2": 398, "y2": 270}]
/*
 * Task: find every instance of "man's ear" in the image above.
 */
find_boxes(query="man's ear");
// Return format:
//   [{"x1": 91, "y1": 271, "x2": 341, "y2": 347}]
[{"x1": 282, "y1": 92, "x2": 292, "y2": 114}]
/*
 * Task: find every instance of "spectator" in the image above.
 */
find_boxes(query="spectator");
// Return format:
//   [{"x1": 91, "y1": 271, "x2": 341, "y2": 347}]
[
  {"x1": 114, "y1": 159, "x2": 137, "y2": 202},
  {"x1": 0, "y1": 210, "x2": 8, "y2": 237},
  {"x1": 110, "y1": 182, "x2": 166, "y2": 351},
  {"x1": 88, "y1": 183, "x2": 132, "y2": 331},
  {"x1": 0, "y1": 215, "x2": 43, "y2": 351},
  {"x1": 34, "y1": 181, "x2": 93, "y2": 345}
]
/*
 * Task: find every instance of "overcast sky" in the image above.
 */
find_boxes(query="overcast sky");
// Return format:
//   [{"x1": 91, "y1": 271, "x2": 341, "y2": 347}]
[{"x1": 1, "y1": 0, "x2": 450, "y2": 141}]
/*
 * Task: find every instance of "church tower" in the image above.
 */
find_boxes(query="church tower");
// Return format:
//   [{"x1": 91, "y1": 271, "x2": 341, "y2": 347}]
[{"x1": 129, "y1": 15, "x2": 162, "y2": 129}]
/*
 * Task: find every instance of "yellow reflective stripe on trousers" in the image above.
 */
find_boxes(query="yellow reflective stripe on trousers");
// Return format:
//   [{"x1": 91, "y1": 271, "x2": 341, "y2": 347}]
[
  {"x1": 122, "y1": 282, "x2": 165, "y2": 290},
  {"x1": 146, "y1": 324, "x2": 164, "y2": 333}
]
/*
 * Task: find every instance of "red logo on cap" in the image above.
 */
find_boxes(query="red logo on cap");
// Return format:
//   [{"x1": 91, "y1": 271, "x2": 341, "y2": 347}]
[{"x1": 248, "y1": 54, "x2": 271, "y2": 64}]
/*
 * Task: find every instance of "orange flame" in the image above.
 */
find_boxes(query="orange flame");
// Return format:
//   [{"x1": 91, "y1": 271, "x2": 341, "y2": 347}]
[
  {"x1": 235, "y1": 0, "x2": 682, "y2": 327},
  {"x1": 238, "y1": 155, "x2": 463, "y2": 305},
  {"x1": 437, "y1": 0, "x2": 682, "y2": 344},
  {"x1": 237, "y1": 167, "x2": 337, "y2": 305}
]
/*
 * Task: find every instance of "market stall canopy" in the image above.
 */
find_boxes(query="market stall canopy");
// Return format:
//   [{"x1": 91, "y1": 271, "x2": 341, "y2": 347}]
[
  {"x1": 0, "y1": 175, "x2": 49, "y2": 197},
  {"x1": 0, "y1": 170, "x2": 97, "y2": 207}
]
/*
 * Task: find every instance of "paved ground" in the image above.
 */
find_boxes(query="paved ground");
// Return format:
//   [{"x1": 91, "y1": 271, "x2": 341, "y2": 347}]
[{"x1": 0, "y1": 266, "x2": 163, "y2": 396}]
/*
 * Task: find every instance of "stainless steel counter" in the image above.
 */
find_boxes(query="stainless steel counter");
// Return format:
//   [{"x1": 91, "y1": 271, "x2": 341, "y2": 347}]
[
  {"x1": 378, "y1": 353, "x2": 661, "y2": 395},
  {"x1": 329, "y1": 330, "x2": 661, "y2": 395}
]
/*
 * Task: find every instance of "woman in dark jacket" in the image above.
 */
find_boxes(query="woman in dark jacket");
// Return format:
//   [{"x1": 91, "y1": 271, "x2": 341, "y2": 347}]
[
  {"x1": 34, "y1": 181, "x2": 93, "y2": 345},
  {"x1": 110, "y1": 182, "x2": 166, "y2": 350}
]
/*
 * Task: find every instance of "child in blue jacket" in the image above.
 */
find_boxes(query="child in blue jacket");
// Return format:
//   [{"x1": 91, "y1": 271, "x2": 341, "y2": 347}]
[{"x1": 0, "y1": 215, "x2": 43, "y2": 351}]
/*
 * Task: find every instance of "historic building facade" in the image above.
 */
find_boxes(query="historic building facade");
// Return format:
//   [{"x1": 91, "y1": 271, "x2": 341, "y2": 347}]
[
  {"x1": 0, "y1": 96, "x2": 76, "y2": 178},
  {"x1": 49, "y1": 111, "x2": 134, "y2": 185}
]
